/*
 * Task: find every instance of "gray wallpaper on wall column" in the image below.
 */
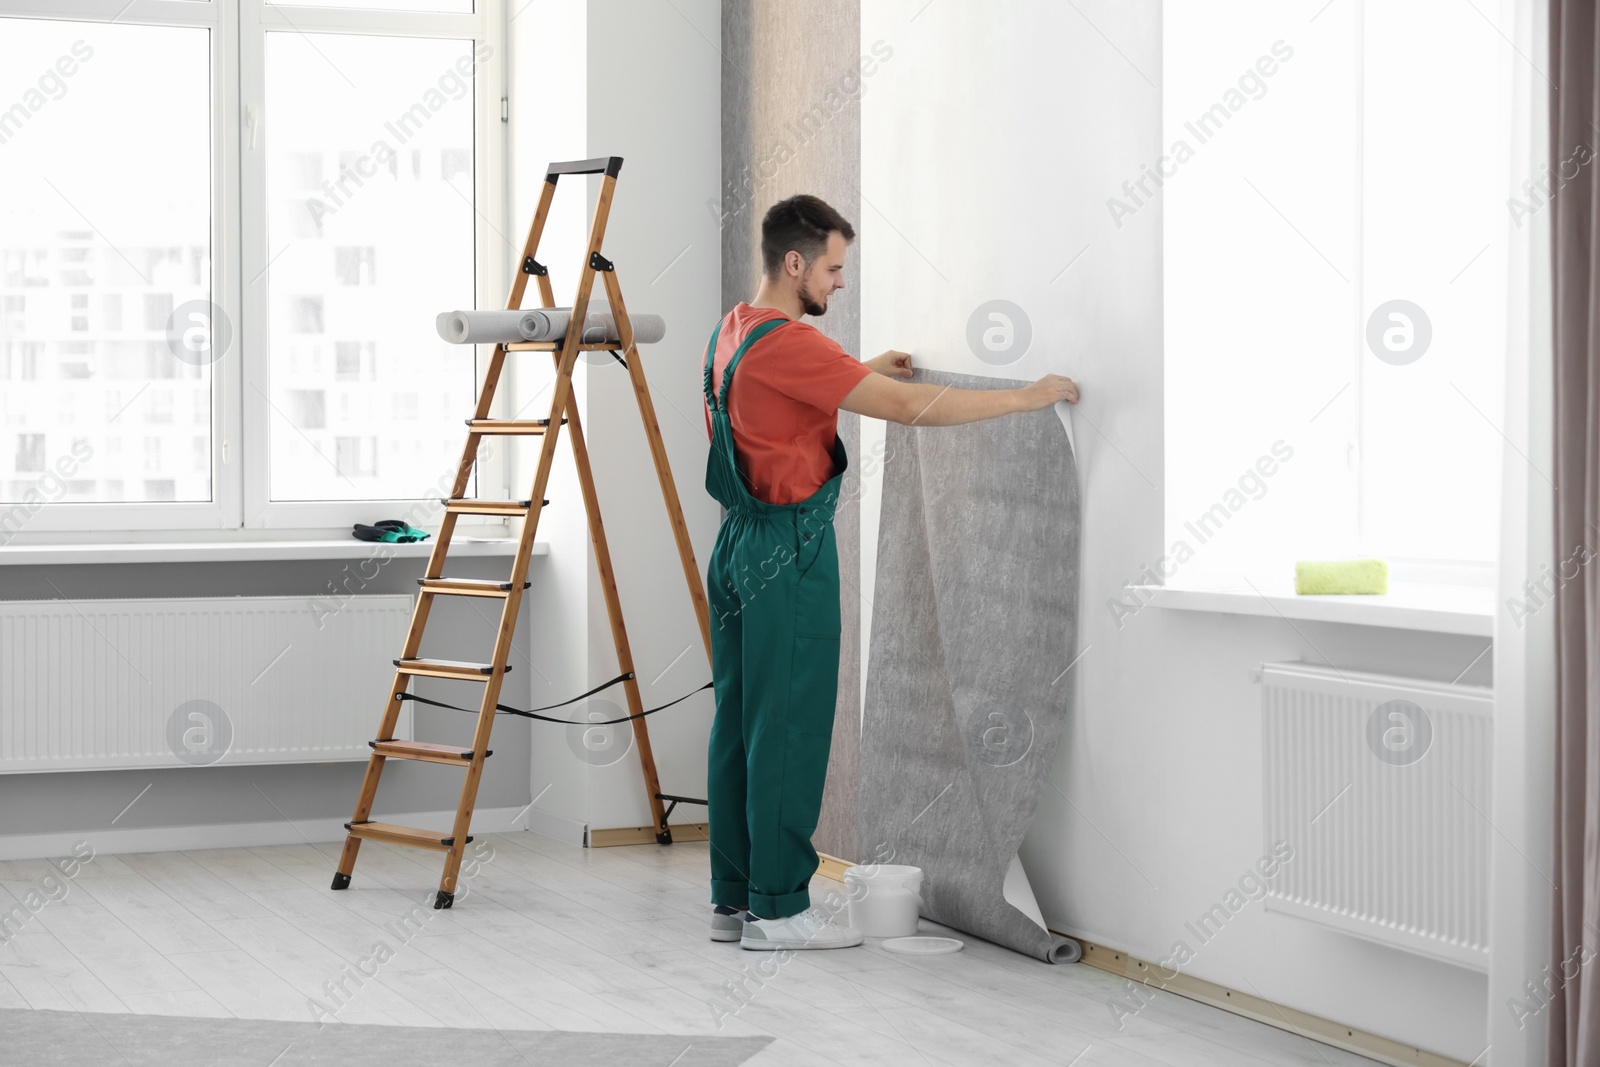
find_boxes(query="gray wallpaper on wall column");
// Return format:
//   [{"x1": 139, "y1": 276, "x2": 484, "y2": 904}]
[
  {"x1": 720, "y1": 0, "x2": 863, "y2": 864},
  {"x1": 861, "y1": 370, "x2": 1081, "y2": 964}
]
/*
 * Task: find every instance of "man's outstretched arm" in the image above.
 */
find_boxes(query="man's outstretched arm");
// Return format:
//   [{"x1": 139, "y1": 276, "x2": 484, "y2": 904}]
[{"x1": 840, "y1": 350, "x2": 1079, "y2": 426}]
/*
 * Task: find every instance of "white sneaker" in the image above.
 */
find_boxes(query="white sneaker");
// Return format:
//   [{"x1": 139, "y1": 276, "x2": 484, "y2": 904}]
[
  {"x1": 710, "y1": 908, "x2": 748, "y2": 942},
  {"x1": 740, "y1": 907, "x2": 864, "y2": 950}
]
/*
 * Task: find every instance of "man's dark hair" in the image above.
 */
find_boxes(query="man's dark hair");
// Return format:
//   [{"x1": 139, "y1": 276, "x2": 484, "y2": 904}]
[{"x1": 760, "y1": 195, "x2": 855, "y2": 278}]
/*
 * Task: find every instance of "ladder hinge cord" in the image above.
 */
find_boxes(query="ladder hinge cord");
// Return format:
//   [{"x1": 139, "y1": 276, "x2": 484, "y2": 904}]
[
  {"x1": 501, "y1": 96, "x2": 509, "y2": 123},
  {"x1": 392, "y1": 671, "x2": 703, "y2": 726}
]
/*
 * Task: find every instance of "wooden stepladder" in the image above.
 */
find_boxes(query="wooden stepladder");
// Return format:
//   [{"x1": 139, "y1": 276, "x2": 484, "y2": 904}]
[{"x1": 332, "y1": 156, "x2": 714, "y2": 908}]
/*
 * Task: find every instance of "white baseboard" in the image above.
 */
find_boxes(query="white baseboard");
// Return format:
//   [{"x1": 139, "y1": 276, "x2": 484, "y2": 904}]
[
  {"x1": 0, "y1": 805, "x2": 534, "y2": 862},
  {"x1": 523, "y1": 804, "x2": 587, "y2": 847}
]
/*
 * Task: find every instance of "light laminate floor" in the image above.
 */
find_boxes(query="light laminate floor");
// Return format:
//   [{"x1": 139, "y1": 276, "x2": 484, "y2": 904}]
[{"x1": 0, "y1": 831, "x2": 1387, "y2": 1066}]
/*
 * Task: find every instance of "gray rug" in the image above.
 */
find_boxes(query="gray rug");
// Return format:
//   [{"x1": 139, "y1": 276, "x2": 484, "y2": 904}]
[
  {"x1": 0, "y1": 1008, "x2": 772, "y2": 1066},
  {"x1": 861, "y1": 369, "x2": 1080, "y2": 964}
]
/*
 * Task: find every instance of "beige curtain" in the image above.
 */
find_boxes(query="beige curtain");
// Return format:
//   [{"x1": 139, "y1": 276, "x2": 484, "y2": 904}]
[{"x1": 1549, "y1": 0, "x2": 1600, "y2": 1062}]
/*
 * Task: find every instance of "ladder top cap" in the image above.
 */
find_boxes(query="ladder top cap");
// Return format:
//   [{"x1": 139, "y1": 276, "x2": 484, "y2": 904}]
[{"x1": 546, "y1": 156, "x2": 623, "y2": 181}]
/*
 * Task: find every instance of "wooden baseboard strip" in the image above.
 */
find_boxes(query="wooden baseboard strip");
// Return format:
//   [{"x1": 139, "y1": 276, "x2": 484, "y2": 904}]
[
  {"x1": 587, "y1": 822, "x2": 709, "y2": 848},
  {"x1": 816, "y1": 852, "x2": 854, "y2": 882},
  {"x1": 1072, "y1": 939, "x2": 1470, "y2": 1067}
]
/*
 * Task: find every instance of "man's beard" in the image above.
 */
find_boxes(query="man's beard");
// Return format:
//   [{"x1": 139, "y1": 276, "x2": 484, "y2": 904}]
[{"x1": 798, "y1": 277, "x2": 828, "y2": 317}]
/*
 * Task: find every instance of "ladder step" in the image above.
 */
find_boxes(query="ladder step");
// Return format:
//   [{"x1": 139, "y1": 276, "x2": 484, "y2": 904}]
[
  {"x1": 466, "y1": 418, "x2": 567, "y2": 435},
  {"x1": 370, "y1": 740, "x2": 492, "y2": 765},
  {"x1": 417, "y1": 577, "x2": 532, "y2": 599},
  {"x1": 344, "y1": 820, "x2": 471, "y2": 852},
  {"x1": 394, "y1": 658, "x2": 512, "y2": 679},
  {"x1": 442, "y1": 497, "x2": 547, "y2": 516}
]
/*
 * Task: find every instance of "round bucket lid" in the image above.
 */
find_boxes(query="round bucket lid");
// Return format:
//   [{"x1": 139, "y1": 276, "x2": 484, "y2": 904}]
[{"x1": 881, "y1": 935, "x2": 963, "y2": 955}]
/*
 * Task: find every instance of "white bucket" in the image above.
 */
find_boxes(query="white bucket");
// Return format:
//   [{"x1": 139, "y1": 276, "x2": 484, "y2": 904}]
[{"x1": 842, "y1": 864, "x2": 924, "y2": 938}]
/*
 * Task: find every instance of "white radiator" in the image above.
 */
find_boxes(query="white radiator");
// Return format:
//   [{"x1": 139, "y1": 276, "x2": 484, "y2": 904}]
[
  {"x1": 0, "y1": 596, "x2": 413, "y2": 772},
  {"x1": 1261, "y1": 662, "x2": 1493, "y2": 971}
]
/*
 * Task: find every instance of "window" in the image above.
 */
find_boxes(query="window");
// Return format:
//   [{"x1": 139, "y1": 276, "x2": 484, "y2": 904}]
[
  {"x1": 287, "y1": 389, "x2": 327, "y2": 430},
  {"x1": 260, "y1": 28, "x2": 479, "y2": 507},
  {"x1": 441, "y1": 147, "x2": 471, "y2": 181},
  {"x1": 1162, "y1": 0, "x2": 1508, "y2": 585},
  {"x1": 335, "y1": 435, "x2": 378, "y2": 477},
  {"x1": 391, "y1": 392, "x2": 419, "y2": 421},
  {"x1": 334, "y1": 246, "x2": 377, "y2": 286},
  {"x1": 143, "y1": 292, "x2": 175, "y2": 332},
  {"x1": 334, "y1": 340, "x2": 376, "y2": 381},
  {"x1": 288, "y1": 297, "x2": 324, "y2": 334},
  {"x1": 148, "y1": 390, "x2": 175, "y2": 426},
  {"x1": 0, "y1": 1, "x2": 504, "y2": 535},
  {"x1": 0, "y1": 17, "x2": 209, "y2": 510},
  {"x1": 15, "y1": 435, "x2": 45, "y2": 474}
]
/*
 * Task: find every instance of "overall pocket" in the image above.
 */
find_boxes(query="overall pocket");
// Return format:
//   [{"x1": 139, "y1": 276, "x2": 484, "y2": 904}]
[
  {"x1": 792, "y1": 517, "x2": 840, "y2": 639},
  {"x1": 787, "y1": 634, "x2": 842, "y2": 742}
]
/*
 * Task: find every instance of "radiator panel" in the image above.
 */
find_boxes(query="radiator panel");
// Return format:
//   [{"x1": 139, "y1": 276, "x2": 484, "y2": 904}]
[
  {"x1": 0, "y1": 596, "x2": 413, "y2": 772},
  {"x1": 1261, "y1": 662, "x2": 1492, "y2": 971}
]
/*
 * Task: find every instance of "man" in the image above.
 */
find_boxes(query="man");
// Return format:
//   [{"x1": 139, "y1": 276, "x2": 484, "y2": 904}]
[{"x1": 702, "y1": 195, "x2": 1079, "y2": 951}]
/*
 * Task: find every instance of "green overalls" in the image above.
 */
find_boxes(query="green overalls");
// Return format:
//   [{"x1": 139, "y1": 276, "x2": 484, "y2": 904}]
[{"x1": 703, "y1": 317, "x2": 846, "y2": 920}]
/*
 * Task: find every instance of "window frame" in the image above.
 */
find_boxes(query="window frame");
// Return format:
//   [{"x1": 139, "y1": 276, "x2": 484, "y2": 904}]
[{"x1": 0, "y1": 0, "x2": 509, "y2": 537}]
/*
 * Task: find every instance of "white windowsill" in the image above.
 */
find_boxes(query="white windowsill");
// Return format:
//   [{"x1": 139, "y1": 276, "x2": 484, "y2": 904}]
[
  {"x1": 1130, "y1": 581, "x2": 1495, "y2": 637},
  {"x1": 0, "y1": 537, "x2": 545, "y2": 567}
]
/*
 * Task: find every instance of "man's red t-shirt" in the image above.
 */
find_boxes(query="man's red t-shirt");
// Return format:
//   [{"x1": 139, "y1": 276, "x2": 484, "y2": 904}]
[{"x1": 703, "y1": 302, "x2": 873, "y2": 505}]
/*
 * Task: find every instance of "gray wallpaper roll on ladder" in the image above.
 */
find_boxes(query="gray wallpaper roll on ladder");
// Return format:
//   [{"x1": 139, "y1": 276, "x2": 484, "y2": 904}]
[
  {"x1": 861, "y1": 368, "x2": 1081, "y2": 964},
  {"x1": 435, "y1": 308, "x2": 666, "y2": 346}
]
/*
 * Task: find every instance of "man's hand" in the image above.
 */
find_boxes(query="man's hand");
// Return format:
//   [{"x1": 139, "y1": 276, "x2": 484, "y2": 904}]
[
  {"x1": 1019, "y1": 374, "x2": 1080, "y2": 410},
  {"x1": 866, "y1": 350, "x2": 914, "y2": 379}
]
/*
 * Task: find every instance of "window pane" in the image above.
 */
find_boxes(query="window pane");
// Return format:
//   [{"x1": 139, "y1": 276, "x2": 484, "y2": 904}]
[
  {"x1": 264, "y1": 32, "x2": 477, "y2": 502},
  {"x1": 1358, "y1": 1, "x2": 1505, "y2": 564},
  {"x1": 0, "y1": 19, "x2": 213, "y2": 507},
  {"x1": 268, "y1": 0, "x2": 473, "y2": 14},
  {"x1": 1163, "y1": 2, "x2": 1360, "y2": 584}
]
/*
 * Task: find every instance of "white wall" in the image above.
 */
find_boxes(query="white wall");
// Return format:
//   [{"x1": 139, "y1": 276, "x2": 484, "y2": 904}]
[
  {"x1": 858, "y1": 0, "x2": 1488, "y2": 1059},
  {"x1": 511, "y1": 0, "x2": 723, "y2": 835},
  {"x1": 509, "y1": 0, "x2": 593, "y2": 838},
  {"x1": 582, "y1": 0, "x2": 723, "y2": 831}
]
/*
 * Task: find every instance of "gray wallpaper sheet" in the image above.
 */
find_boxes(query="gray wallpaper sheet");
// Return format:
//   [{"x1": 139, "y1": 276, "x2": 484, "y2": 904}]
[{"x1": 861, "y1": 369, "x2": 1080, "y2": 963}]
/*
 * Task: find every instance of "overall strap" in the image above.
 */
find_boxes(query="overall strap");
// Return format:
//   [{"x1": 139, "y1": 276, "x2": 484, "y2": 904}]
[
  {"x1": 700, "y1": 321, "x2": 724, "y2": 409},
  {"x1": 706, "y1": 317, "x2": 791, "y2": 413}
]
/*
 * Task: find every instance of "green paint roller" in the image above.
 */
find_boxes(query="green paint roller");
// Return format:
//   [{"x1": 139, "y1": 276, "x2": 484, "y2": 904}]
[{"x1": 1294, "y1": 559, "x2": 1388, "y2": 595}]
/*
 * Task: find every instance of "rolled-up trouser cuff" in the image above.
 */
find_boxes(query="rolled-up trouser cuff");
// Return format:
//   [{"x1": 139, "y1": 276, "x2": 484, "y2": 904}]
[
  {"x1": 711, "y1": 878, "x2": 750, "y2": 910},
  {"x1": 750, "y1": 885, "x2": 811, "y2": 920}
]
